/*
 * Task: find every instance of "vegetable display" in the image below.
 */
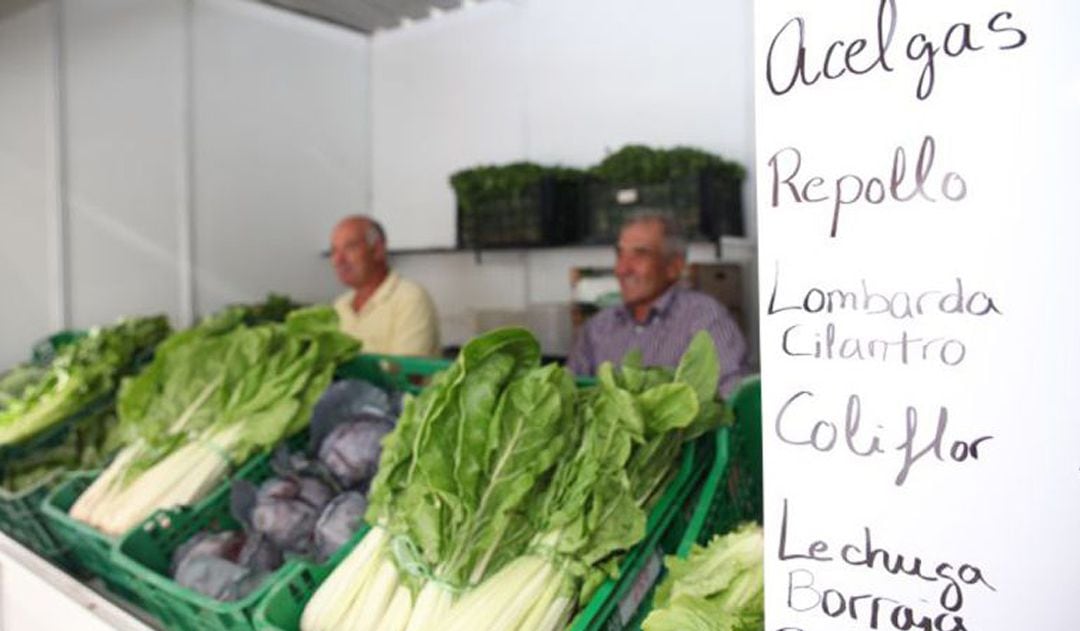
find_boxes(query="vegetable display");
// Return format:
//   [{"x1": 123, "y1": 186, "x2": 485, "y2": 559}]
[
  {"x1": 450, "y1": 163, "x2": 585, "y2": 211},
  {"x1": 0, "y1": 365, "x2": 48, "y2": 411},
  {"x1": 68, "y1": 307, "x2": 358, "y2": 536},
  {"x1": 589, "y1": 145, "x2": 746, "y2": 186},
  {"x1": 168, "y1": 377, "x2": 397, "y2": 602},
  {"x1": 301, "y1": 328, "x2": 728, "y2": 631},
  {"x1": 0, "y1": 316, "x2": 170, "y2": 446},
  {"x1": 1, "y1": 406, "x2": 123, "y2": 493},
  {"x1": 0, "y1": 296, "x2": 302, "y2": 500},
  {"x1": 641, "y1": 523, "x2": 764, "y2": 631}
]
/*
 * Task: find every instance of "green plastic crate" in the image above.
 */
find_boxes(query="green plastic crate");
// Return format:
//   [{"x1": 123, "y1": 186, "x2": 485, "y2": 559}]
[
  {"x1": 30, "y1": 329, "x2": 87, "y2": 366},
  {"x1": 0, "y1": 398, "x2": 116, "y2": 562},
  {"x1": 251, "y1": 433, "x2": 709, "y2": 631},
  {"x1": 254, "y1": 561, "x2": 329, "y2": 631},
  {"x1": 338, "y1": 353, "x2": 597, "y2": 395},
  {"x1": 253, "y1": 526, "x2": 370, "y2": 631},
  {"x1": 609, "y1": 377, "x2": 760, "y2": 631},
  {"x1": 678, "y1": 375, "x2": 761, "y2": 555},
  {"x1": 569, "y1": 429, "x2": 726, "y2": 631},
  {"x1": 111, "y1": 451, "x2": 303, "y2": 631},
  {"x1": 39, "y1": 470, "x2": 145, "y2": 605},
  {"x1": 0, "y1": 473, "x2": 70, "y2": 562},
  {"x1": 336, "y1": 354, "x2": 451, "y2": 395},
  {"x1": 0, "y1": 393, "x2": 112, "y2": 464}
]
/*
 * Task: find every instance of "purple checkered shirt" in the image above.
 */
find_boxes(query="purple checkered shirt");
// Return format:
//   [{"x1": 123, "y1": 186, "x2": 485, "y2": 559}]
[{"x1": 567, "y1": 285, "x2": 750, "y2": 397}]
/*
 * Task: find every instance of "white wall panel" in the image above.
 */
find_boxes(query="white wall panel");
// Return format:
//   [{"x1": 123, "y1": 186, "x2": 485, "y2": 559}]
[
  {"x1": 371, "y1": 0, "x2": 756, "y2": 249},
  {"x1": 64, "y1": 0, "x2": 187, "y2": 328},
  {"x1": 521, "y1": 0, "x2": 755, "y2": 234},
  {"x1": 192, "y1": 0, "x2": 371, "y2": 314},
  {"x1": 0, "y1": 1, "x2": 60, "y2": 368},
  {"x1": 371, "y1": 1, "x2": 526, "y2": 250}
]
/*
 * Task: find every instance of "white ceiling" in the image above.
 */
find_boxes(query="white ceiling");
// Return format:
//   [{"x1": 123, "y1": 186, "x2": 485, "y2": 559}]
[{"x1": 259, "y1": 0, "x2": 480, "y2": 33}]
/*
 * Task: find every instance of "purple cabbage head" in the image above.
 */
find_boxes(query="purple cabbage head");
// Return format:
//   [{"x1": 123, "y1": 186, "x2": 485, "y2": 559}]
[
  {"x1": 317, "y1": 418, "x2": 393, "y2": 490},
  {"x1": 314, "y1": 492, "x2": 368, "y2": 561}
]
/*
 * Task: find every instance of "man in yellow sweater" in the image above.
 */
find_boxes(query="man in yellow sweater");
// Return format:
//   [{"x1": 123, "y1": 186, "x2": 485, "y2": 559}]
[{"x1": 329, "y1": 215, "x2": 440, "y2": 356}]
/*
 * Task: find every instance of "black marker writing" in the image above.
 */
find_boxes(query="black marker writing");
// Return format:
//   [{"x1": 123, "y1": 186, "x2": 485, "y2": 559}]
[
  {"x1": 779, "y1": 499, "x2": 997, "y2": 624},
  {"x1": 768, "y1": 264, "x2": 1004, "y2": 320},
  {"x1": 780, "y1": 322, "x2": 967, "y2": 367},
  {"x1": 768, "y1": 136, "x2": 966, "y2": 238},
  {"x1": 774, "y1": 391, "x2": 994, "y2": 485},
  {"x1": 766, "y1": 0, "x2": 1028, "y2": 100}
]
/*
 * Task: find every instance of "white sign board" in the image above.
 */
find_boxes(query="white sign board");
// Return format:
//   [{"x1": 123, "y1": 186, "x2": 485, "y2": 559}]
[{"x1": 756, "y1": 2, "x2": 1080, "y2": 630}]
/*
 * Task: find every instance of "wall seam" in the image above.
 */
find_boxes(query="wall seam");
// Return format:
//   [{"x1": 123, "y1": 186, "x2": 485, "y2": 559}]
[
  {"x1": 49, "y1": 0, "x2": 71, "y2": 329},
  {"x1": 178, "y1": 0, "x2": 197, "y2": 325}
]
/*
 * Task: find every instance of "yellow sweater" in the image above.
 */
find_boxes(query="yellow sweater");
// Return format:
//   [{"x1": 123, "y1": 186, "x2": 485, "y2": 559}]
[{"x1": 333, "y1": 272, "x2": 440, "y2": 356}]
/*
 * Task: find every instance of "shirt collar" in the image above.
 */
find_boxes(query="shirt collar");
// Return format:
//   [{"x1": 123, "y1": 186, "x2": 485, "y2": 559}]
[
  {"x1": 616, "y1": 284, "x2": 681, "y2": 325},
  {"x1": 349, "y1": 271, "x2": 400, "y2": 314}
]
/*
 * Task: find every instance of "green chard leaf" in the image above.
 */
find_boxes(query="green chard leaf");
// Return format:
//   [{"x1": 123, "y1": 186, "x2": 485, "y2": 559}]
[
  {"x1": 115, "y1": 307, "x2": 357, "y2": 485},
  {"x1": 365, "y1": 328, "x2": 575, "y2": 592}
]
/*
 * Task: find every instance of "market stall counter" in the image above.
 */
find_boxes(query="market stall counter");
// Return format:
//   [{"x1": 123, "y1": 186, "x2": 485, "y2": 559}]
[{"x1": 0, "y1": 532, "x2": 157, "y2": 630}]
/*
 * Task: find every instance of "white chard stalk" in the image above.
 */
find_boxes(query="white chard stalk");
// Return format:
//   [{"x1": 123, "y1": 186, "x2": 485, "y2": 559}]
[
  {"x1": 71, "y1": 424, "x2": 240, "y2": 536},
  {"x1": 302, "y1": 526, "x2": 389, "y2": 631},
  {"x1": 68, "y1": 444, "x2": 139, "y2": 521},
  {"x1": 345, "y1": 555, "x2": 401, "y2": 631},
  {"x1": 375, "y1": 586, "x2": 413, "y2": 631},
  {"x1": 403, "y1": 581, "x2": 454, "y2": 631},
  {"x1": 441, "y1": 555, "x2": 565, "y2": 631}
]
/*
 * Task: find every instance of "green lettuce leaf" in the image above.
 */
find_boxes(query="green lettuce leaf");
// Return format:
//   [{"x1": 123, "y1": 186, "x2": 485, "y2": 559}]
[
  {"x1": 644, "y1": 523, "x2": 764, "y2": 631},
  {"x1": 0, "y1": 316, "x2": 170, "y2": 446}
]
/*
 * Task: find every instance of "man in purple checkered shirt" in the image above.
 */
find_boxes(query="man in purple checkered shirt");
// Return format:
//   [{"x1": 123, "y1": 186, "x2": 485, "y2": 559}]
[{"x1": 567, "y1": 212, "x2": 750, "y2": 397}]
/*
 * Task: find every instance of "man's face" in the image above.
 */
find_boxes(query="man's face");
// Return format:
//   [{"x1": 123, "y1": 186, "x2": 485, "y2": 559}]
[
  {"x1": 614, "y1": 220, "x2": 684, "y2": 313},
  {"x1": 330, "y1": 220, "x2": 384, "y2": 289}
]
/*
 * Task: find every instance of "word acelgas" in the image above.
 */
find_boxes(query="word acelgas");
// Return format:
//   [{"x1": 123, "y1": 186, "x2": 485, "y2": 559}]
[{"x1": 765, "y1": 0, "x2": 1027, "y2": 101}]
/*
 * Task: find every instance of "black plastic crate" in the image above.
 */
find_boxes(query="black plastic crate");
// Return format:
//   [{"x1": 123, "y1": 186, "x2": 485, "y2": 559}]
[
  {"x1": 584, "y1": 167, "x2": 744, "y2": 244},
  {"x1": 456, "y1": 175, "x2": 586, "y2": 249}
]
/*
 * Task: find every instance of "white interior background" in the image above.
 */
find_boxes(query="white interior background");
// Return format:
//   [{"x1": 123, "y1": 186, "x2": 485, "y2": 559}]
[{"x1": 0, "y1": 0, "x2": 756, "y2": 368}]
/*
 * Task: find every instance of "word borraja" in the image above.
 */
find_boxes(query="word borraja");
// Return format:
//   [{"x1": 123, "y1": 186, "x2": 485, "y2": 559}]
[
  {"x1": 765, "y1": 0, "x2": 1027, "y2": 101},
  {"x1": 767, "y1": 136, "x2": 965, "y2": 238}
]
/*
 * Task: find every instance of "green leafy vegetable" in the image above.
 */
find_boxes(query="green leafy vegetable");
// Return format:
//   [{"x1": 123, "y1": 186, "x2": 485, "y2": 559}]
[
  {"x1": 69, "y1": 307, "x2": 358, "y2": 536},
  {"x1": 1, "y1": 406, "x2": 124, "y2": 493},
  {"x1": 0, "y1": 316, "x2": 170, "y2": 446},
  {"x1": 0, "y1": 365, "x2": 48, "y2": 411},
  {"x1": 304, "y1": 328, "x2": 732, "y2": 631},
  {"x1": 590, "y1": 145, "x2": 746, "y2": 185},
  {"x1": 642, "y1": 523, "x2": 764, "y2": 631},
  {"x1": 450, "y1": 163, "x2": 585, "y2": 211}
]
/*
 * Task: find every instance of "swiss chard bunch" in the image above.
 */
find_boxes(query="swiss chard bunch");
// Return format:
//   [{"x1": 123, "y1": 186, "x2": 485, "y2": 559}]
[
  {"x1": 303, "y1": 329, "x2": 731, "y2": 631},
  {"x1": 440, "y1": 331, "x2": 729, "y2": 631},
  {"x1": 303, "y1": 328, "x2": 579, "y2": 631},
  {"x1": 69, "y1": 306, "x2": 358, "y2": 536}
]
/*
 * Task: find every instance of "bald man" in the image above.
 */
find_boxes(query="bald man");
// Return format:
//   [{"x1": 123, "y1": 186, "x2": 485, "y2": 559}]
[{"x1": 329, "y1": 215, "x2": 440, "y2": 356}]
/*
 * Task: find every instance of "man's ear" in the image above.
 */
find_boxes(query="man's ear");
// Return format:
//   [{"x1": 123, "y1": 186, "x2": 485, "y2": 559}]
[
  {"x1": 372, "y1": 238, "x2": 388, "y2": 263},
  {"x1": 666, "y1": 254, "x2": 686, "y2": 282}
]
